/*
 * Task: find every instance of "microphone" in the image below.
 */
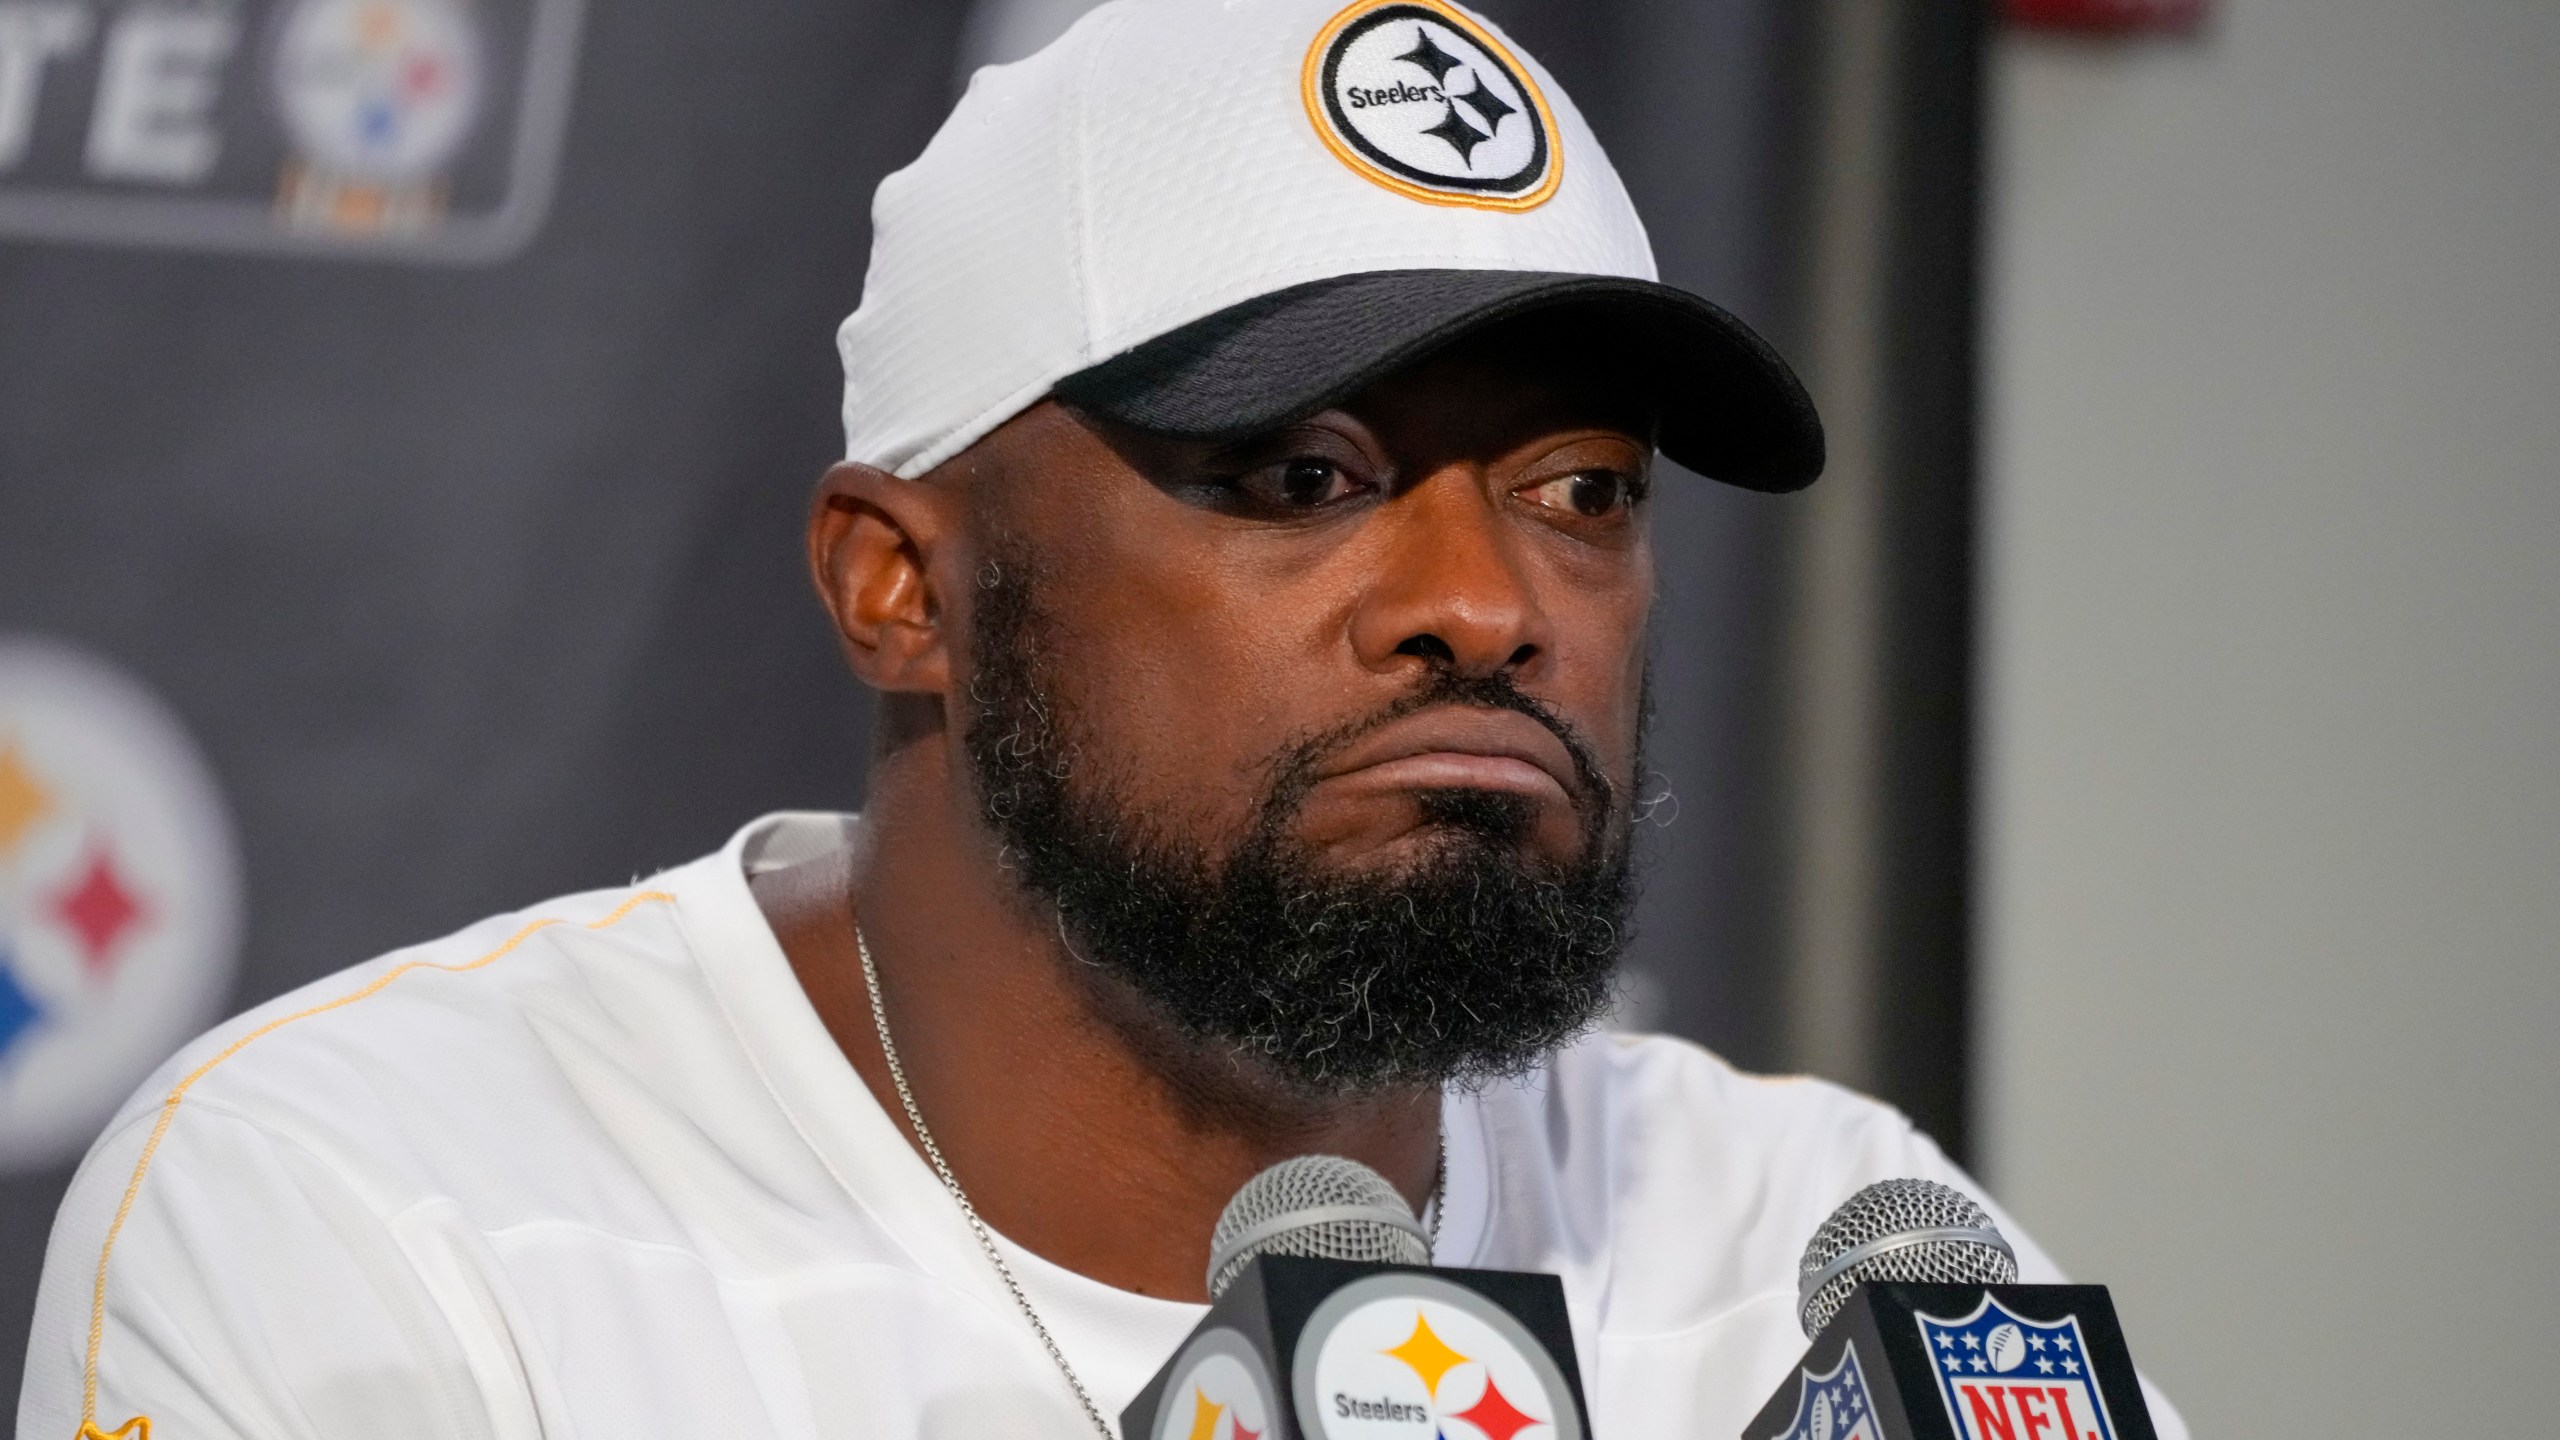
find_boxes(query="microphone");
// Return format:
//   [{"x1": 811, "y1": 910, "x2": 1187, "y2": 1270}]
[
  {"x1": 1121, "y1": 1155, "x2": 1592, "y2": 1440},
  {"x1": 1204, "y1": 1154, "x2": 1430, "y2": 1298},
  {"x1": 1796, "y1": 1178, "x2": 2020, "y2": 1336},
  {"x1": 1742, "y1": 1179, "x2": 2162, "y2": 1440}
]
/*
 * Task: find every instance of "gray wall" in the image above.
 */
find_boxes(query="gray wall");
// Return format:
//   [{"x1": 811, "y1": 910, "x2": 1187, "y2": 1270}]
[{"x1": 1981, "y1": 1, "x2": 2560, "y2": 1432}]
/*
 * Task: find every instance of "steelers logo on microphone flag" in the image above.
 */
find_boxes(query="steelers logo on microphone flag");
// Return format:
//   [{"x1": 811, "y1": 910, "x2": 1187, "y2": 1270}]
[
  {"x1": 1152, "y1": 1328, "x2": 1276, "y2": 1440},
  {"x1": 0, "y1": 638, "x2": 242, "y2": 1170},
  {"x1": 1773, "y1": 1343, "x2": 1881, "y2": 1440},
  {"x1": 1302, "y1": 0, "x2": 1561, "y2": 211},
  {"x1": 1918, "y1": 1295, "x2": 2122, "y2": 1440},
  {"x1": 1294, "y1": 1272, "x2": 1582, "y2": 1440}
]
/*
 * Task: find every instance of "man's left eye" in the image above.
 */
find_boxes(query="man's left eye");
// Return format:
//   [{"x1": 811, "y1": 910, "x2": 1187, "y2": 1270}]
[{"x1": 1524, "y1": 470, "x2": 1643, "y2": 518}]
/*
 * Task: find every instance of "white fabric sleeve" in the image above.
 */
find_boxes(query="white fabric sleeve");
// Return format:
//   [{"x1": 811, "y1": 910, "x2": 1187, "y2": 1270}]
[
  {"x1": 1894, "y1": 1126, "x2": 2194, "y2": 1440},
  {"x1": 17, "y1": 1101, "x2": 514, "y2": 1440}
]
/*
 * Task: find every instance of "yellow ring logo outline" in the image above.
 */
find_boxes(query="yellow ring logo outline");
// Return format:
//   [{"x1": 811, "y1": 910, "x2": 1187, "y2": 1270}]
[{"x1": 1300, "y1": 0, "x2": 1564, "y2": 213}]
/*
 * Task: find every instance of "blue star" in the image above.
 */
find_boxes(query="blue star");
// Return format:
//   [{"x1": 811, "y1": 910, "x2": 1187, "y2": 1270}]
[{"x1": 0, "y1": 948, "x2": 47, "y2": 1062}]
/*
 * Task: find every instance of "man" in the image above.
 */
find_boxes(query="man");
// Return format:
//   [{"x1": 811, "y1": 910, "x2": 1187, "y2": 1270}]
[{"x1": 23, "y1": 2, "x2": 2186, "y2": 1438}]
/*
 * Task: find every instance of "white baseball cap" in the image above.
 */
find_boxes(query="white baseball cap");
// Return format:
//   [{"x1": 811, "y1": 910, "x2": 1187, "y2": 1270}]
[{"x1": 837, "y1": 0, "x2": 1824, "y2": 491}]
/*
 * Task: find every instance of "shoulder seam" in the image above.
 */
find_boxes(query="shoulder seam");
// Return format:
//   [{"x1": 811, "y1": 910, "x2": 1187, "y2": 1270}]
[{"x1": 74, "y1": 889, "x2": 675, "y2": 1439}]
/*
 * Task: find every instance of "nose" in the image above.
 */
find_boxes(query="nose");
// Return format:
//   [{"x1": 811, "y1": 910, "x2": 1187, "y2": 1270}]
[{"x1": 1350, "y1": 467, "x2": 1549, "y2": 679}]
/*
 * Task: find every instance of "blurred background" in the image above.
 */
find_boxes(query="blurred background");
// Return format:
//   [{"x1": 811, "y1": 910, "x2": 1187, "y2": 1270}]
[{"x1": 0, "y1": 0, "x2": 2551, "y2": 1432}]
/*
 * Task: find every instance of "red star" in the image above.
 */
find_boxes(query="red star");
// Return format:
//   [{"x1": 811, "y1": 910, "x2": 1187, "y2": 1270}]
[
  {"x1": 1450, "y1": 1374, "x2": 1542, "y2": 1440},
  {"x1": 51, "y1": 843, "x2": 146, "y2": 977}
]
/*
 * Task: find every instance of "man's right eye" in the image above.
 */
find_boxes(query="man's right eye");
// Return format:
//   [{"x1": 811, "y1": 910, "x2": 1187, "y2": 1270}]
[{"x1": 1242, "y1": 458, "x2": 1365, "y2": 510}]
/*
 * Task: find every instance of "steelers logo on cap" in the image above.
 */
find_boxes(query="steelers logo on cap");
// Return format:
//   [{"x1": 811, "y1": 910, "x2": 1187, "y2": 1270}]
[
  {"x1": 1303, "y1": 0, "x2": 1561, "y2": 211},
  {"x1": 1151, "y1": 1329, "x2": 1274, "y2": 1440}
]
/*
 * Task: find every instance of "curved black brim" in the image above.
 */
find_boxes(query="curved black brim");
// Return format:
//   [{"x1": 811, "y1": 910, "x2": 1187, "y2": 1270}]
[{"x1": 1051, "y1": 269, "x2": 1824, "y2": 494}]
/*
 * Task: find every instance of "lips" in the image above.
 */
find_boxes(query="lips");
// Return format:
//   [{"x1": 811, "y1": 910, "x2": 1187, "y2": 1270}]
[{"x1": 1314, "y1": 706, "x2": 1581, "y2": 804}]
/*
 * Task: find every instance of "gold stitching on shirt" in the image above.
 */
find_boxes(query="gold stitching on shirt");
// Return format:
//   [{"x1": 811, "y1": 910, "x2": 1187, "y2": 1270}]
[{"x1": 77, "y1": 888, "x2": 677, "y2": 1437}]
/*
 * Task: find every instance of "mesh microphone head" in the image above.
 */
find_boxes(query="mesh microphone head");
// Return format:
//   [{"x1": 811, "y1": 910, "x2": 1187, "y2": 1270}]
[
  {"x1": 1205, "y1": 1154, "x2": 1430, "y2": 1299},
  {"x1": 1796, "y1": 1178, "x2": 2019, "y2": 1337}
]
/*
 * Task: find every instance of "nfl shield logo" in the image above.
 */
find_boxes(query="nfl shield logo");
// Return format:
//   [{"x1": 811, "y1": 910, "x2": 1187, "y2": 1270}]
[
  {"x1": 1916, "y1": 1296, "x2": 2118, "y2": 1440},
  {"x1": 1772, "y1": 1342, "x2": 1880, "y2": 1440}
]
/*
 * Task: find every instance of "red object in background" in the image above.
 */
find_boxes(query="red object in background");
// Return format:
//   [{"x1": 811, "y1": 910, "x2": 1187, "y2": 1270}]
[{"x1": 2007, "y1": 0, "x2": 2207, "y2": 32}]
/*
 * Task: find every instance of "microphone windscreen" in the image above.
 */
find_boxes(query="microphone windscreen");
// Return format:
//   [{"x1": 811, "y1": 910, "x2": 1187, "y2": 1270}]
[
  {"x1": 1796, "y1": 1177, "x2": 2019, "y2": 1337},
  {"x1": 1205, "y1": 1154, "x2": 1430, "y2": 1299}
]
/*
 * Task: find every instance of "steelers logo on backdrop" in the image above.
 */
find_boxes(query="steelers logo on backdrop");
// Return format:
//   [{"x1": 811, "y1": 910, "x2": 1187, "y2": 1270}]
[
  {"x1": 1293, "y1": 1273, "x2": 1582, "y2": 1440},
  {"x1": 271, "y1": 0, "x2": 488, "y2": 233},
  {"x1": 275, "y1": 0, "x2": 487, "y2": 181},
  {"x1": 1303, "y1": 0, "x2": 1560, "y2": 211},
  {"x1": 0, "y1": 638, "x2": 241, "y2": 1170},
  {"x1": 1153, "y1": 1329, "x2": 1276, "y2": 1440}
]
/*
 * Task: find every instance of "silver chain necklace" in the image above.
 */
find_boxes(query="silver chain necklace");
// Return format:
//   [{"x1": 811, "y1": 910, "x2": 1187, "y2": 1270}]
[{"x1": 852, "y1": 921, "x2": 1442, "y2": 1440}]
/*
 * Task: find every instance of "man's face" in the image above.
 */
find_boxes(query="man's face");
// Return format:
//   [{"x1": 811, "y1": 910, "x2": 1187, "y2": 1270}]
[{"x1": 957, "y1": 327, "x2": 1657, "y2": 1094}]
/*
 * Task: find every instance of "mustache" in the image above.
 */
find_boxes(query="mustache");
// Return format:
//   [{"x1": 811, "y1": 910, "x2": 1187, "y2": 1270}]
[{"x1": 1256, "y1": 668, "x2": 1617, "y2": 822}]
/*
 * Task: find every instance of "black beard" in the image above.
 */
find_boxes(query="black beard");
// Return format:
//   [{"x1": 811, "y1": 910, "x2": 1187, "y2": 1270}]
[{"x1": 961, "y1": 544, "x2": 1636, "y2": 1097}]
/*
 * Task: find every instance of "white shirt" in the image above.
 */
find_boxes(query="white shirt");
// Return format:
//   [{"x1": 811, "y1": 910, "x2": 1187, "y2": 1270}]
[{"x1": 20, "y1": 813, "x2": 2187, "y2": 1440}]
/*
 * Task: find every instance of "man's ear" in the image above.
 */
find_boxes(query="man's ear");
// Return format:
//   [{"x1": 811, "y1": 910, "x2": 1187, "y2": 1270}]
[{"x1": 808, "y1": 461, "x2": 961, "y2": 697}]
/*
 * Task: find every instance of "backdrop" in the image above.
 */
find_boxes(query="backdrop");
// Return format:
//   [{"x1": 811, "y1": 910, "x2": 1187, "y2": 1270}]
[{"x1": 0, "y1": 0, "x2": 1819, "y2": 1399}]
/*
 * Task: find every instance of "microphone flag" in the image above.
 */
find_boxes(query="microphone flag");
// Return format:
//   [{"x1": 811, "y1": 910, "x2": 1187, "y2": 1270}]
[
  {"x1": 1741, "y1": 1284, "x2": 2160, "y2": 1440},
  {"x1": 1765, "y1": 1342, "x2": 1885, "y2": 1440},
  {"x1": 1120, "y1": 1255, "x2": 1590, "y2": 1440}
]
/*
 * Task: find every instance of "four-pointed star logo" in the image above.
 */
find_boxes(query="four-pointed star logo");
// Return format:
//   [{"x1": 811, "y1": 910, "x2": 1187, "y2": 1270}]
[
  {"x1": 1421, "y1": 104, "x2": 1492, "y2": 164},
  {"x1": 1453, "y1": 74, "x2": 1516, "y2": 131},
  {"x1": 1392, "y1": 24, "x2": 1516, "y2": 167},
  {"x1": 1395, "y1": 26, "x2": 1464, "y2": 83}
]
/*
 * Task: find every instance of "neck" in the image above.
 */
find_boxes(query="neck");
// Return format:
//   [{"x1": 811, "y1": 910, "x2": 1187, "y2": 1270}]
[{"x1": 753, "y1": 737, "x2": 1441, "y2": 1303}]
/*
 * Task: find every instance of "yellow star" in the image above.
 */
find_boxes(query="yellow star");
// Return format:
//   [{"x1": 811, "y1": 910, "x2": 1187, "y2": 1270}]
[
  {"x1": 0, "y1": 741, "x2": 54, "y2": 862},
  {"x1": 1184, "y1": 1387, "x2": 1226, "y2": 1440},
  {"x1": 356, "y1": 0, "x2": 402, "y2": 47},
  {"x1": 1382, "y1": 1311, "x2": 1471, "y2": 1396}
]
